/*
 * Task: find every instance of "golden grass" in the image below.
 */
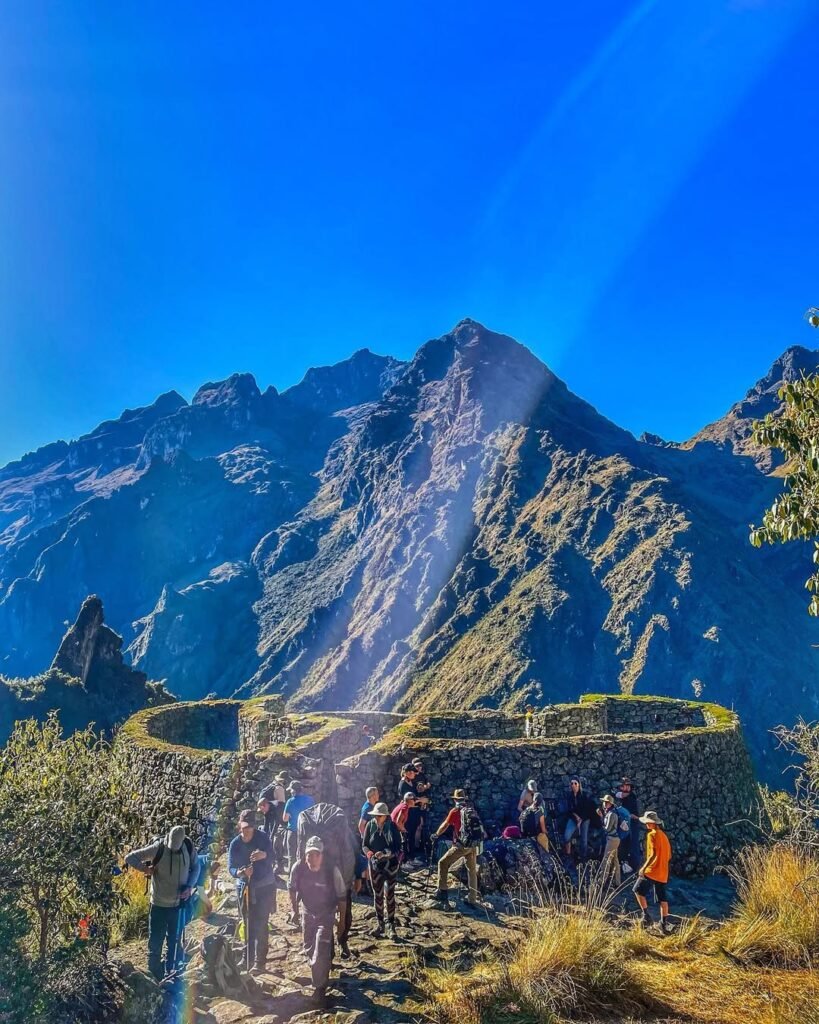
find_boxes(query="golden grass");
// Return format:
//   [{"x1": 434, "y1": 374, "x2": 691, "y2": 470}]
[
  {"x1": 422, "y1": 843, "x2": 819, "y2": 1024},
  {"x1": 719, "y1": 843, "x2": 819, "y2": 967},
  {"x1": 110, "y1": 868, "x2": 150, "y2": 946}
]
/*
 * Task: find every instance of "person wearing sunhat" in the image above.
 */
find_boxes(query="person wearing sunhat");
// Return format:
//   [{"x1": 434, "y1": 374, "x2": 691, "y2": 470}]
[
  {"x1": 227, "y1": 808, "x2": 276, "y2": 973},
  {"x1": 430, "y1": 789, "x2": 485, "y2": 908},
  {"x1": 633, "y1": 810, "x2": 673, "y2": 933},
  {"x1": 361, "y1": 802, "x2": 403, "y2": 938},
  {"x1": 289, "y1": 835, "x2": 348, "y2": 1005},
  {"x1": 598, "y1": 794, "x2": 622, "y2": 886}
]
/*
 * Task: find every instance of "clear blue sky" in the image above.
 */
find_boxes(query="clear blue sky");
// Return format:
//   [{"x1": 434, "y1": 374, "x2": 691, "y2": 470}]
[{"x1": 1, "y1": 1, "x2": 817, "y2": 465}]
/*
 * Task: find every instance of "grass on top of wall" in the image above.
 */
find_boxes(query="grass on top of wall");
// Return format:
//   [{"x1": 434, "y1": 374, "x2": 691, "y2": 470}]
[
  {"x1": 117, "y1": 700, "x2": 242, "y2": 758},
  {"x1": 579, "y1": 692, "x2": 736, "y2": 728}
]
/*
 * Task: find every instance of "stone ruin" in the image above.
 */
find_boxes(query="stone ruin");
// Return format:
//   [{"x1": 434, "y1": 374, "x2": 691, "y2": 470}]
[{"x1": 116, "y1": 693, "x2": 760, "y2": 877}]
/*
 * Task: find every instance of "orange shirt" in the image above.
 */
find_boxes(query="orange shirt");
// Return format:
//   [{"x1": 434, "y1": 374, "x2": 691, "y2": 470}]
[{"x1": 643, "y1": 827, "x2": 671, "y2": 883}]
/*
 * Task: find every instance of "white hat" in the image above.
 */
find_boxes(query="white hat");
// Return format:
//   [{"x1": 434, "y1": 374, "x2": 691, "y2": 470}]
[
  {"x1": 369, "y1": 802, "x2": 390, "y2": 816},
  {"x1": 305, "y1": 835, "x2": 324, "y2": 852}
]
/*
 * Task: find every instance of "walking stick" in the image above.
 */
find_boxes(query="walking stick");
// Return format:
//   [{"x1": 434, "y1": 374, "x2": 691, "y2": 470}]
[{"x1": 243, "y1": 879, "x2": 253, "y2": 972}]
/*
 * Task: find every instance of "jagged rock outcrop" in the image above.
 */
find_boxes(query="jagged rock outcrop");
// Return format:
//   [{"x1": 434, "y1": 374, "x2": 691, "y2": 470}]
[
  {"x1": 0, "y1": 595, "x2": 171, "y2": 742},
  {"x1": 0, "y1": 322, "x2": 817, "y2": 775}
]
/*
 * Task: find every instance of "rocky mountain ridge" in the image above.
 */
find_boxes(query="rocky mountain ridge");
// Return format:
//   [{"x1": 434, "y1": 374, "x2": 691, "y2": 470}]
[{"x1": 1, "y1": 321, "x2": 817, "y2": 774}]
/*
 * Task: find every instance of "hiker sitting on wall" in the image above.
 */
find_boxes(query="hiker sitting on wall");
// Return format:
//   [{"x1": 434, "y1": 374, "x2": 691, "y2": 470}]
[
  {"x1": 228, "y1": 808, "x2": 276, "y2": 975},
  {"x1": 125, "y1": 825, "x2": 199, "y2": 982}
]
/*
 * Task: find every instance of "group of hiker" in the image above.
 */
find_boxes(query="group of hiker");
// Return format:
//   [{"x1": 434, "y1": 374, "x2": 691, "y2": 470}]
[{"x1": 122, "y1": 759, "x2": 674, "y2": 1004}]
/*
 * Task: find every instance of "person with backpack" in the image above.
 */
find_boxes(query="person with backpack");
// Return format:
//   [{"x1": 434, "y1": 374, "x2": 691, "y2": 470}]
[
  {"x1": 125, "y1": 825, "x2": 199, "y2": 981},
  {"x1": 390, "y1": 790, "x2": 417, "y2": 861},
  {"x1": 430, "y1": 789, "x2": 485, "y2": 908},
  {"x1": 289, "y1": 835, "x2": 348, "y2": 1006},
  {"x1": 598, "y1": 794, "x2": 622, "y2": 886},
  {"x1": 228, "y1": 808, "x2": 277, "y2": 974},
  {"x1": 519, "y1": 791, "x2": 550, "y2": 853},
  {"x1": 283, "y1": 781, "x2": 315, "y2": 871},
  {"x1": 517, "y1": 779, "x2": 538, "y2": 814},
  {"x1": 633, "y1": 810, "x2": 673, "y2": 934},
  {"x1": 362, "y1": 801, "x2": 403, "y2": 938}
]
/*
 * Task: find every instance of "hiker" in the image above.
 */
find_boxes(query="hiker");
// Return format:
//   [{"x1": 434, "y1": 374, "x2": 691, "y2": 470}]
[
  {"x1": 563, "y1": 777, "x2": 594, "y2": 859},
  {"x1": 125, "y1": 825, "x2": 199, "y2": 981},
  {"x1": 228, "y1": 808, "x2": 277, "y2": 974},
  {"x1": 358, "y1": 786, "x2": 380, "y2": 839},
  {"x1": 524, "y1": 704, "x2": 534, "y2": 738},
  {"x1": 390, "y1": 791, "x2": 417, "y2": 860},
  {"x1": 412, "y1": 757, "x2": 432, "y2": 858},
  {"x1": 599, "y1": 795, "x2": 622, "y2": 886},
  {"x1": 289, "y1": 835, "x2": 348, "y2": 1005},
  {"x1": 633, "y1": 810, "x2": 673, "y2": 933},
  {"x1": 517, "y1": 778, "x2": 538, "y2": 814},
  {"x1": 520, "y1": 791, "x2": 550, "y2": 852},
  {"x1": 362, "y1": 801, "x2": 403, "y2": 938},
  {"x1": 259, "y1": 773, "x2": 288, "y2": 870},
  {"x1": 283, "y1": 780, "x2": 315, "y2": 870},
  {"x1": 397, "y1": 763, "x2": 422, "y2": 862},
  {"x1": 616, "y1": 776, "x2": 643, "y2": 874},
  {"x1": 430, "y1": 789, "x2": 485, "y2": 908},
  {"x1": 361, "y1": 723, "x2": 376, "y2": 747}
]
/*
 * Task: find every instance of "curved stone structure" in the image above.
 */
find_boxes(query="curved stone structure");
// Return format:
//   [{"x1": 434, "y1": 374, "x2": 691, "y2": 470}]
[{"x1": 116, "y1": 694, "x2": 759, "y2": 876}]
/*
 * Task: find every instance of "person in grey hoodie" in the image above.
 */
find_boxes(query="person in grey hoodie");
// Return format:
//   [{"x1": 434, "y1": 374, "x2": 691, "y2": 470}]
[{"x1": 125, "y1": 825, "x2": 199, "y2": 980}]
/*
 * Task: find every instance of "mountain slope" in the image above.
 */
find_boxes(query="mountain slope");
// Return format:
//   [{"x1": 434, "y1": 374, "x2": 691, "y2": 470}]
[{"x1": 0, "y1": 321, "x2": 817, "y2": 775}]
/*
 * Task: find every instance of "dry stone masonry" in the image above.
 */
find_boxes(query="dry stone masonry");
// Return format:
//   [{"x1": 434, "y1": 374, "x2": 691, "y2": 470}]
[{"x1": 117, "y1": 694, "x2": 759, "y2": 876}]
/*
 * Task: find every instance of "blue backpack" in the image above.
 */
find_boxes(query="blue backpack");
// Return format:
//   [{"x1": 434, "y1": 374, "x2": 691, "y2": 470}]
[{"x1": 615, "y1": 806, "x2": 631, "y2": 834}]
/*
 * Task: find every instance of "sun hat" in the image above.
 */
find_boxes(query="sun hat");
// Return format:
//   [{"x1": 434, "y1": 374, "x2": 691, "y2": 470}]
[
  {"x1": 601, "y1": 794, "x2": 615, "y2": 805},
  {"x1": 639, "y1": 810, "x2": 664, "y2": 826},
  {"x1": 411, "y1": 757, "x2": 424, "y2": 767},
  {"x1": 369, "y1": 802, "x2": 390, "y2": 816},
  {"x1": 526, "y1": 779, "x2": 537, "y2": 791},
  {"x1": 451, "y1": 788, "x2": 467, "y2": 801},
  {"x1": 305, "y1": 835, "x2": 324, "y2": 853}
]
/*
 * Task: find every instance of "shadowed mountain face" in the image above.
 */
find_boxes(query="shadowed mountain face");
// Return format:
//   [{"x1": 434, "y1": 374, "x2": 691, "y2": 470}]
[{"x1": 1, "y1": 321, "x2": 817, "y2": 775}]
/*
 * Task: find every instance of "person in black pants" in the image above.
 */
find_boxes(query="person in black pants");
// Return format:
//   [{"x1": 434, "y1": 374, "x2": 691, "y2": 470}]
[
  {"x1": 228, "y1": 809, "x2": 277, "y2": 974},
  {"x1": 398, "y1": 763, "x2": 421, "y2": 861},
  {"x1": 615, "y1": 776, "x2": 643, "y2": 874},
  {"x1": 362, "y1": 802, "x2": 403, "y2": 939},
  {"x1": 289, "y1": 836, "x2": 348, "y2": 1005}
]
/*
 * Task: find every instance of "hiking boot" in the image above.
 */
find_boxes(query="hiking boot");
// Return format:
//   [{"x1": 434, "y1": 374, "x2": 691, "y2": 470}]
[
  {"x1": 249, "y1": 965, "x2": 264, "y2": 977},
  {"x1": 372, "y1": 922, "x2": 385, "y2": 938},
  {"x1": 339, "y1": 938, "x2": 352, "y2": 959},
  {"x1": 314, "y1": 985, "x2": 329, "y2": 1007},
  {"x1": 660, "y1": 920, "x2": 674, "y2": 935},
  {"x1": 639, "y1": 913, "x2": 652, "y2": 928},
  {"x1": 385, "y1": 921, "x2": 398, "y2": 940},
  {"x1": 424, "y1": 890, "x2": 451, "y2": 910}
]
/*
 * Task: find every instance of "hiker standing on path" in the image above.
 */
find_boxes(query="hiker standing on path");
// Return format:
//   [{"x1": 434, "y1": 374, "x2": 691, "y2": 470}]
[
  {"x1": 362, "y1": 802, "x2": 403, "y2": 939},
  {"x1": 411, "y1": 757, "x2": 432, "y2": 859},
  {"x1": 563, "y1": 777, "x2": 594, "y2": 860},
  {"x1": 125, "y1": 825, "x2": 199, "y2": 981},
  {"x1": 430, "y1": 789, "x2": 486, "y2": 909},
  {"x1": 289, "y1": 835, "x2": 348, "y2": 1006},
  {"x1": 283, "y1": 781, "x2": 314, "y2": 871},
  {"x1": 228, "y1": 808, "x2": 277, "y2": 974},
  {"x1": 616, "y1": 776, "x2": 643, "y2": 874},
  {"x1": 633, "y1": 810, "x2": 673, "y2": 934},
  {"x1": 390, "y1": 791, "x2": 417, "y2": 861},
  {"x1": 520, "y1": 791, "x2": 550, "y2": 853},
  {"x1": 358, "y1": 786, "x2": 380, "y2": 839},
  {"x1": 598, "y1": 795, "x2": 622, "y2": 886},
  {"x1": 398, "y1": 763, "x2": 422, "y2": 863}
]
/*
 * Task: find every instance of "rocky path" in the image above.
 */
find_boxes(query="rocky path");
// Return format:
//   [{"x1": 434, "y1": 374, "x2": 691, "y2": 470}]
[{"x1": 115, "y1": 862, "x2": 521, "y2": 1024}]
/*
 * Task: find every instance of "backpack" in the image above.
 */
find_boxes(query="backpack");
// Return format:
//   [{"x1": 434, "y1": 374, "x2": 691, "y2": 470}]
[
  {"x1": 296, "y1": 802, "x2": 358, "y2": 887},
  {"x1": 150, "y1": 835, "x2": 195, "y2": 868},
  {"x1": 615, "y1": 806, "x2": 631, "y2": 834},
  {"x1": 200, "y1": 933, "x2": 246, "y2": 996},
  {"x1": 520, "y1": 806, "x2": 541, "y2": 838},
  {"x1": 456, "y1": 804, "x2": 486, "y2": 847}
]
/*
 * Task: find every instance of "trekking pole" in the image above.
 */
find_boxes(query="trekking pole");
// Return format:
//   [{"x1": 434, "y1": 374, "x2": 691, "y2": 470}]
[{"x1": 243, "y1": 880, "x2": 253, "y2": 973}]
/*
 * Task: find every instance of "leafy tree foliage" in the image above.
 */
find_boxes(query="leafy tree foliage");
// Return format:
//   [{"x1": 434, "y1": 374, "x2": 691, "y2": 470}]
[
  {"x1": 0, "y1": 713, "x2": 135, "y2": 962},
  {"x1": 750, "y1": 374, "x2": 819, "y2": 615}
]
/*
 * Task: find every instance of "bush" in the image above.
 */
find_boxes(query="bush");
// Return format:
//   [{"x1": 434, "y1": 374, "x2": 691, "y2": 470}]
[
  {"x1": 110, "y1": 870, "x2": 150, "y2": 946},
  {"x1": 719, "y1": 843, "x2": 819, "y2": 966}
]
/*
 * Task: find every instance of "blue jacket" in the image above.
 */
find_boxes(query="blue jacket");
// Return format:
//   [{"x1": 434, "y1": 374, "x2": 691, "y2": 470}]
[{"x1": 228, "y1": 829, "x2": 275, "y2": 898}]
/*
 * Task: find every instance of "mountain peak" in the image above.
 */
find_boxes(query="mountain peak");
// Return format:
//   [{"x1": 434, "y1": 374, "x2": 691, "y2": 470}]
[
  {"x1": 282, "y1": 348, "x2": 405, "y2": 413},
  {"x1": 192, "y1": 372, "x2": 262, "y2": 408}
]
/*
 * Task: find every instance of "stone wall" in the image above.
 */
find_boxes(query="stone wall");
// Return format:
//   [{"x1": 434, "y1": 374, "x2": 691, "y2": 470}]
[{"x1": 118, "y1": 695, "x2": 757, "y2": 875}]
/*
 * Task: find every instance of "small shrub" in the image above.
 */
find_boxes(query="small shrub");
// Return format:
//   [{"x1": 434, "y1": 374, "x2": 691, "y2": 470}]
[{"x1": 110, "y1": 870, "x2": 150, "y2": 946}]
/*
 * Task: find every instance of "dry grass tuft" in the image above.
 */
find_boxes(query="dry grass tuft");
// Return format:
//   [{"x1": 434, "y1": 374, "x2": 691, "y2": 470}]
[{"x1": 719, "y1": 843, "x2": 819, "y2": 967}]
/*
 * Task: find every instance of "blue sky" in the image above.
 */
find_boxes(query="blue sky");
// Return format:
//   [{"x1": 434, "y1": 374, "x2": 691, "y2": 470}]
[{"x1": 1, "y1": 0, "x2": 817, "y2": 465}]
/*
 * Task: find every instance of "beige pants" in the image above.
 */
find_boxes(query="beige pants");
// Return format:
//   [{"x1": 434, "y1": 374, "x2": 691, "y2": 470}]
[
  {"x1": 602, "y1": 836, "x2": 621, "y2": 886},
  {"x1": 437, "y1": 844, "x2": 479, "y2": 902},
  {"x1": 535, "y1": 832, "x2": 550, "y2": 853}
]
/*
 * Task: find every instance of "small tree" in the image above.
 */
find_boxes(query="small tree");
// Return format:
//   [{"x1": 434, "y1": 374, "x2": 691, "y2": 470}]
[
  {"x1": 750, "y1": 373, "x2": 819, "y2": 615},
  {"x1": 0, "y1": 713, "x2": 135, "y2": 962}
]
